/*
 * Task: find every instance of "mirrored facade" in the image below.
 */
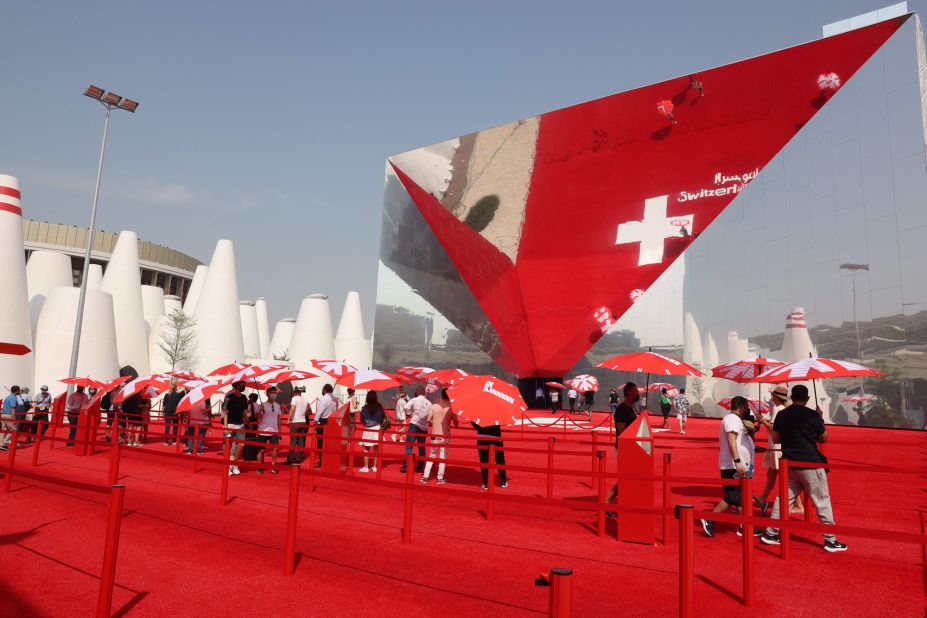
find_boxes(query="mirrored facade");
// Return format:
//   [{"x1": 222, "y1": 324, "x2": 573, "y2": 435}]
[{"x1": 375, "y1": 15, "x2": 927, "y2": 429}]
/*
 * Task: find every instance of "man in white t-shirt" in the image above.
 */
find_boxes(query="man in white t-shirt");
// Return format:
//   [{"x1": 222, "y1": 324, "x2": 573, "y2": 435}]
[
  {"x1": 700, "y1": 396, "x2": 758, "y2": 538},
  {"x1": 400, "y1": 386, "x2": 431, "y2": 473},
  {"x1": 567, "y1": 388, "x2": 578, "y2": 413}
]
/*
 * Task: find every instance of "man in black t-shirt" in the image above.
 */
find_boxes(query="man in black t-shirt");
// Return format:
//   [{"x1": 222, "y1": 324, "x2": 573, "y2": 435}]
[
  {"x1": 761, "y1": 385, "x2": 847, "y2": 552},
  {"x1": 162, "y1": 385, "x2": 185, "y2": 446},
  {"x1": 604, "y1": 382, "x2": 639, "y2": 517},
  {"x1": 222, "y1": 381, "x2": 249, "y2": 475}
]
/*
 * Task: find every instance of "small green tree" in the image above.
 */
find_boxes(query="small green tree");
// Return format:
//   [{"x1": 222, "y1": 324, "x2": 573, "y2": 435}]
[
  {"x1": 273, "y1": 349, "x2": 290, "y2": 363},
  {"x1": 159, "y1": 310, "x2": 198, "y2": 372}
]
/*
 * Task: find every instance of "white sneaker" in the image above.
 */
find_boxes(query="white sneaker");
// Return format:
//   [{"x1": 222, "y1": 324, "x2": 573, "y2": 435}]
[
  {"x1": 228, "y1": 467, "x2": 234, "y2": 476},
  {"x1": 232, "y1": 465, "x2": 240, "y2": 475},
  {"x1": 371, "y1": 466, "x2": 377, "y2": 472},
  {"x1": 359, "y1": 467, "x2": 370, "y2": 473}
]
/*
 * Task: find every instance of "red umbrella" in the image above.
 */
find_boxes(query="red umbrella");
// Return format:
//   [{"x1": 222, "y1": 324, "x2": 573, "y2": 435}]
[
  {"x1": 646, "y1": 382, "x2": 679, "y2": 396},
  {"x1": 395, "y1": 366, "x2": 435, "y2": 381},
  {"x1": 657, "y1": 99, "x2": 674, "y2": 116},
  {"x1": 336, "y1": 369, "x2": 403, "y2": 390},
  {"x1": 98, "y1": 375, "x2": 131, "y2": 394},
  {"x1": 718, "y1": 396, "x2": 770, "y2": 415},
  {"x1": 177, "y1": 380, "x2": 224, "y2": 413},
  {"x1": 568, "y1": 375, "x2": 599, "y2": 392},
  {"x1": 166, "y1": 370, "x2": 205, "y2": 381},
  {"x1": 427, "y1": 368, "x2": 472, "y2": 386},
  {"x1": 60, "y1": 376, "x2": 107, "y2": 390},
  {"x1": 841, "y1": 394, "x2": 875, "y2": 403},
  {"x1": 752, "y1": 358, "x2": 884, "y2": 383},
  {"x1": 311, "y1": 359, "x2": 358, "y2": 378},
  {"x1": 113, "y1": 375, "x2": 171, "y2": 403},
  {"x1": 447, "y1": 375, "x2": 527, "y2": 427},
  {"x1": 221, "y1": 363, "x2": 287, "y2": 385},
  {"x1": 0, "y1": 342, "x2": 31, "y2": 356},
  {"x1": 262, "y1": 369, "x2": 317, "y2": 383},
  {"x1": 208, "y1": 362, "x2": 251, "y2": 377},
  {"x1": 596, "y1": 351, "x2": 703, "y2": 376},
  {"x1": 711, "y1": 358, "x2": 783, "y2": 383},
  {"x1": 545, "y1": 381, "x2": 565, "y2": 389}
]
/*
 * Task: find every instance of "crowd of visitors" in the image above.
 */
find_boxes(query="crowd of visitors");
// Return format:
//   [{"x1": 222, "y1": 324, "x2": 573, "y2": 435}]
[{"x1": 0, "y1": 375, "x2": 850, "y2": 552}]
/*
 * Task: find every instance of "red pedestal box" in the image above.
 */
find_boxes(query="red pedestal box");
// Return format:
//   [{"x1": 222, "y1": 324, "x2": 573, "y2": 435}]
[
  {"x1": 322, "y1": 404, "x2": 350, "y2": 474},
  {"x1": 617, "y1": 411, "x2": 655, "y2": 544}
]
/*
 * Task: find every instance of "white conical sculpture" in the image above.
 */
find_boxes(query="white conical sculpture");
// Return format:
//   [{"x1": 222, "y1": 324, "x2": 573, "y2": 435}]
[
  {"x1": 776, "y1": 306, "x2": 831, "y2": 420},
  {"x1": 86, "y1": 264, "x2": 103, "y2": 290},
  {"x1": 334, "y1": 291, "x2": 372, "y2": 370},
  {"x1": 26, "y1": 250, "x2": 73, "y2": 336},
  {"x1": 141, "y1": 285, "x2": 165, "y2": 338},
  {"x1": 183, "y1": 264, "x2": 209, "y2": 315},
  {"x1": 100, "y1": 231, "x2": 149, "y2": 374},
  {"x1": 288, "y1": 294, "x2": 335, "y2": 398},
  {"x1": 255, "y1": 297, "x2": 270, "y2": 359},
  {"x1": 682, "y1": 312, "x2": 703, "y2": 367},
  {"x1": 269, "y1": 318, "x2": 296, "y2": 359},
  {"x1": 34, "y1": 287, "x2": 118, "y2": 395},
  {"x1": 239, "y1": 301, "x2": 261, "y2": 359},
  {"x1": 164, "y1": 295, "x2": 182, "y2": 314},
  {"x1": 0, "y1": 175, "x2": 33, "y2": 390},
  {"x1": 194, "y1": 240, "x2": 244, "y2": 374}
]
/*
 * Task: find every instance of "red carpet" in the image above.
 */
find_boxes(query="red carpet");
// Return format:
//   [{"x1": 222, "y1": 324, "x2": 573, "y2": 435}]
[{"x1": 0, "y1": 416, "x2": 924, "y2": 616}]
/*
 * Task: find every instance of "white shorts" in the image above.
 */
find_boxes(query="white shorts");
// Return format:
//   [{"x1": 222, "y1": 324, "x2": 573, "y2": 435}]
[{"x1": 360, "y1": 428, "x2": 380, "y2": 447}]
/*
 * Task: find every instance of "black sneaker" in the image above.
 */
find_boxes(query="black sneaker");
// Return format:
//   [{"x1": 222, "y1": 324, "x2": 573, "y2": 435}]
[
  {"x1": 480, "y1": 484, "x2": 488, "y2": 490},
  {"x1": 737, "y1": 526, "x2": 764, "y2": 537},
  {"x1": 824, "y1": 539, "x2": 848, "y2": 553},
  {"x1": 255, "y1": 469, "x2": 264, "y2": 475},
  {"x1": 399, "y1": 467, "x2": 407, "y2": 474},
  {"x1": 605, "y1": 511, "x2": 617, "y2": 518},
  {"x1": 760, "y1": 531, "x2": 780, "y2": 545},
  {"x1": 500, "y1": 482, "x2": 508, "y2": 489},
  {"x1": 700, "y1": 519, "x2": 715, "y2": 538}
]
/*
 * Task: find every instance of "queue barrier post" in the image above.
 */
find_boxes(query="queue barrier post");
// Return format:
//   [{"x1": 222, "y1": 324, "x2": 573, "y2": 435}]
[
  {"x1": 375, "y1": 431, "x2": 383, "y2": 481},
  {"x1": 487, "y1": 444, "x2": 496, "y2": 521},
  {"x1": 175, "y1": 419, "x2": 184, "y2": 455},
  {"x1": 284, "y1": 464, "x2": 300, "y2": 575},
  {"x1": 347, "y1": 425, "x2": 357, "y2": 476},
  {"x1": 549, "y1": 568, "x2": 573, "y2": 617},
  {"x1": 96, "y1": 484, "x2": 125, "y2": 618},
  {"x1": 88, "y1": 413, "x2": 99, "y2": 456},
  {"x1": 676, "y1": 505, "x2": 694, "y2": 618},
  {"x1": 662, "y1": 452, "x2": 672, "y2": 544},
  {"x1": 590, "y1": 432, "x2": 598, "y2": 486},
  {"x1": 402, "y1": 453, "x2": 414, "y2": 544},
  {"x1": 31, "y1": 424, "x2": 43, "y2": 466},
  {"x1": 108, "y1": 442, "x2": 121, "y2": 486},
  {"x1": 306, "y1": 440, "x2": 316, "y2": 494},
  {"x1": 779, "y1": 458, "x2": 790, "y2": 560},
  {"x1": 740, "y1": 475, "x2": 755, "y2": 607},
  {"x1": 220, "y1": 437, "x2": 231, "y2": 506},
  {"x1": 3, "y1": 430, "x2": 19, "y2": 493},
  {"x1": 547, "y1": 437, "x2": 555, "y2": 499},
  {"x1": 596, "y1": 450, "x2": 606, "y2": 537}
]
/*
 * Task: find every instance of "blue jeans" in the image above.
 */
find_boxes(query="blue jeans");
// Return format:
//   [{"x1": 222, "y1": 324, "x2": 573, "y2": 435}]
[
  {"x1": 186, "y1": 425, "x2": 208, "y2": 453},
  {"x1": 403, "y1": 424, "x2": 427, "y2": 462},
  {"x1": 164, "y1": 411, "x2": 179, "y2": 444}
]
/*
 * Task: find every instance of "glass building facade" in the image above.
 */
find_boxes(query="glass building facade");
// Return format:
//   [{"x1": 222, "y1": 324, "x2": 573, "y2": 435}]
[{"x1": 374, "y1": 15, "x2": 927, "y2": 429}]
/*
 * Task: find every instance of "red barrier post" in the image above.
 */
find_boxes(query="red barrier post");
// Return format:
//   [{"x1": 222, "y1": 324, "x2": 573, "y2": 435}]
[
  {"x1": 487, "y1": 444, "x2": 496, "y2": 521},
  {"x1": 284, "y1": 464, "x2": 300, "y2": 575},
  {"x1": 676, "y1": 505, "x2": 694, "y2": 618},
  {"x1": 402, "y1": 453, "x2": 414, "y2": 544},
  {"x1": 596, "y1": 450, "x2": 606, "y2": 537},
  {"x1": 108, "y1": 443, "x2": 121, "y2": 486},
  {"x1": 779, "y1": 458, "x2": 790, "y2": 560},
  {"x1": 96, "y1": 484, "x2": 125, "y2": 618},
  {"x1": 88, "y1": 413, "x2": 99, "y2": 456},
  {"x1": 662, "y1": 452, "x2": 672, "y2": 544},
  {"x1": 175, "y1": 419, "x2": 184, "y2": 455},
  {"x1": 3, "y1": 431, "x2": 19, "y2": 493},
  {"x1": 31, "y1": 425, "x2": 43, "y2": 466},
  {"x1": 48, "y1": 412, "x2": 59, "y2": 450},
  {"x1": 547, "y1": 437, "x2": 555, "y2": 499},
  {"x1": 549, "y1": 568, "x2": 573, "y2": 617},
  {"x1": 219, "y1": 437, "x2": 231, "y2": 506},
  {"x1": 375, "y1": 431, "x2": 383, "y2": 481},
  {"x1": 347, "y1": 425, "x2": 357, "y2": 476},
  {"x1": 306, "y1": 439, "x2": 316, "y2": 494},
  {"x1": 741, "y1": 475, "x2": 755, "y2": 607},
  {"x1": 590, "y1": 432, "x2": 598, "y2": 486}
]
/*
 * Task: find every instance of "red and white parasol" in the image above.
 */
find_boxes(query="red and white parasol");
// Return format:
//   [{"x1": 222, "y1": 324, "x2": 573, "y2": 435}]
[
  {"x1": 596, "y1": 351, "x2": 703, "y2": 377},
  {"x1": 113, "y1": 375, "x2": 171, "y2": 403},
  {"x1": 262, "y1": 369, "x2": 317, "y2": 384},
  {"x1": 717, "y1": 396, "x2": 771, "y2": 416},
  {"x1": 840, "y1": 394, "x2": 875, "y2": 404},
  {"x1": 427, "y1": 368, "x2": 473, "y2": 386},
  {"x1": 221, "y1": 363, "x2": 287, "y2": 386},
  {"x1": 646, "y1": 382, "x2": 679, "y2": 396},
  {"x1": 176, "y1": 380, "x2": 224, "y2": 413},
  {"x1": 166, "y1": 370, "x2": 205, "y2": 381},
  {"x1": 60, "y1": 376, "x2": 108, "y2": 390},
  {"x1": 311, "y1": 359, "x2": 358, "y2": 378},
  {"x1": 208, "y1": 362, "x2": 251, "y2": 377},
  {"x1": 336, "y1": 369, "x2": 403, "y2": 391},
  {"x1": 568, "y1": 375, "x2": 599, "y2": 392},
  {"x1": 447, "y1": 375, "x2": 527, "y2": 427},
  {"x1": 395, "y1": 366, "x2": 435, "y2": 381},
  {"x1": 751, "y1": 358, "x2": 884, "y2": 383},
  {"x1": 711, "y1": 358, "x2": 783, "y2": 383},
  {"x1": 98, "y1": 375, "x2": 132, "y2": 394},
  {"x1": 545, "y1": 381, "x2": 565, "y2": 389}
]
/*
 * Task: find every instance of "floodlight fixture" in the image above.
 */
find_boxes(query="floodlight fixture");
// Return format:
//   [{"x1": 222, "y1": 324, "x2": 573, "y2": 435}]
[
  {"x1": 84, "y1": 85, "x2": 105, "y2": 100},
  {"x1": 101, "y1": 92, "x2": 123, "y2": 106},
  {"x1": 118, "y1": 98, "x2": 139, "y2": 113},
  {"x1": 839, "y1": 263, "x2": 870, "y2": 271}
]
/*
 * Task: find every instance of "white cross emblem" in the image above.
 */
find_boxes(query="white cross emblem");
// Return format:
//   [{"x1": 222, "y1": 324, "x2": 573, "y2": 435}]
[{"x1": 615, "y1": 195, "x2": 693, "y2": 266}]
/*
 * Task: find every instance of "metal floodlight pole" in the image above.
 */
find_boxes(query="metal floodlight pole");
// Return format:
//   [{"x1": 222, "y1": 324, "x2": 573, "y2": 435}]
[
  {"x1": 66, "y1": 87, "x2": 138, "y2": 388},
  {"x1": 840, "y1": 263, "x2": 869, "y2": 394}
]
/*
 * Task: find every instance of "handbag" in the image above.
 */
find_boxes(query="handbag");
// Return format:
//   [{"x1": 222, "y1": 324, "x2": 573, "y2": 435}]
[{"x1": 380, "y1": 415, "x2": 392, "y2": 431}]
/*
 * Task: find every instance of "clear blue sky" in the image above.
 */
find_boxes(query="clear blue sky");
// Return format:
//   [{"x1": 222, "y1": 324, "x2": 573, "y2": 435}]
[{"x1": 2, "y1": 0, "x2": 919, "y2": 329}]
